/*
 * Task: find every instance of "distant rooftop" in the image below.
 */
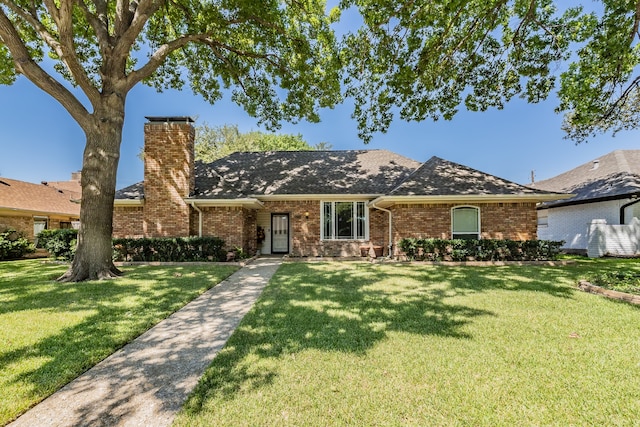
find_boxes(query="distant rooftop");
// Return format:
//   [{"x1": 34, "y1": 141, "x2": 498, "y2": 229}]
[{"x1": 534, "y1": 150, "x2": 640, "y2": 208}]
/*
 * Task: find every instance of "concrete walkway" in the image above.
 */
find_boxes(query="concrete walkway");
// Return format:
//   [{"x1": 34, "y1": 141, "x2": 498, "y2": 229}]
[{"x1": 10, "y1": 257, "x2": 282, "y2": 427}]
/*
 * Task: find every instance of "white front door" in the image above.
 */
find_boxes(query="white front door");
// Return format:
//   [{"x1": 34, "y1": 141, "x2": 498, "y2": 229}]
[{"x1": 271, "y1": 214, "x2": 289, "y2": 254}]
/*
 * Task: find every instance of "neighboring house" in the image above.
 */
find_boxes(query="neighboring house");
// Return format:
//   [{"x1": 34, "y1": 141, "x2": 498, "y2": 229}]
[
  {"x1": 533, "y1": 150, "x2": 640, "y2": 256},
  {"x1": 113, "y1": 117, "x2": 567, "y2": 257},
  {"x1": 0, "y1": 174, "x2": 81, "y2": 241}
]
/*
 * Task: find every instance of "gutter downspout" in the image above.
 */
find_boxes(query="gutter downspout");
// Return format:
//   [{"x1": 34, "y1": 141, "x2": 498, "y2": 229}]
[
  {"x1": 370, "y1": 201, "x2": 393, "y2": 258},
  {"x1": 190, "y1": 201, "x2": 203, "y2": 237},
  {"x1": 620, "y1": 196, "x2": 640, "y2": 224}
]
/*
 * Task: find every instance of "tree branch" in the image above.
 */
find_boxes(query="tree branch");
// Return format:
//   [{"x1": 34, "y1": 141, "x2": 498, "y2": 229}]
[
  {"x1": 112, "y1": 0, "x2": 165, "y2": 73},
  {"x1": 124, "y1": 33, "x2": 202, "y2": 90},
  {"x1": 74, "y1": 0, "x2": 112, "y2": 54},
  {"x1": 46, "y1": 0, "x2": 101, "y2": 106},
  {"x1": 0, "y1": 7, "x2": 91, "y2": 129}
]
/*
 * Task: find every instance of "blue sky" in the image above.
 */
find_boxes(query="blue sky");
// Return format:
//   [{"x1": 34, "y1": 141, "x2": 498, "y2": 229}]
[
  {"x1": 1, "y1": 73, "x2": 638, "y2": 190},
  {"x1": 1, "y1": 2, "x2": 637, "y2": 190}
]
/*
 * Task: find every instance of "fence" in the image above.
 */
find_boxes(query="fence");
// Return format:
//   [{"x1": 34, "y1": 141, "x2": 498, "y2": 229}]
[{"x1": 587, "y1": 218, "x2": 640, "y2": 257}]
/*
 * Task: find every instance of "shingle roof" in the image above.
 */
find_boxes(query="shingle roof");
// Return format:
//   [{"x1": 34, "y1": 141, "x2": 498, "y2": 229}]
[
  {"x1": 115, "y1": 150, "x2": 422, "y2": 199},
  {"x1": 388, "y1": 156, "x2": 557, "y2": 196},
  {"x1": 0, "y1": 177, "x2": 81, "y2": 216},
  {"x1": 115, "y1": 150, "x2": 566, "y2": 202},
  {"x1": 533, "y1": 150, "x2": 640, "y2": 208}
]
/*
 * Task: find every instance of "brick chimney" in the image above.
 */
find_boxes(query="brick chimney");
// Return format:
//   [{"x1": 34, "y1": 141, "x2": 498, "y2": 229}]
[{"x1": 143, "y1": 116, "x2": 195, "y2": 237}]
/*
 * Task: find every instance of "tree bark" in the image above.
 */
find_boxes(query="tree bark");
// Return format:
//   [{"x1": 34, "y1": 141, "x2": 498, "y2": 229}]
[{"x1": 58, "y1": 95, "x2": 125, "y2": 282}]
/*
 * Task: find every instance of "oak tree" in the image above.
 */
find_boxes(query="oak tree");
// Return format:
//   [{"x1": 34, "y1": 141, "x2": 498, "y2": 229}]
[
  {"x1": 340, "y1": 0, "x2": 640, "y2": 143},
  {"x1": 0, "y1": 0, "x2": 341, "y2": 281}
]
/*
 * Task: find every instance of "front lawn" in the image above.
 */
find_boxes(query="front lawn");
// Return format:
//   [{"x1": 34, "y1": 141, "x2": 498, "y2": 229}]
[
  {"x1": 176, "y1": 259, "x2": 640, "y2": 426},
  {"x1": 0, "y1": 260, "x2": 238, "y2": 425}
]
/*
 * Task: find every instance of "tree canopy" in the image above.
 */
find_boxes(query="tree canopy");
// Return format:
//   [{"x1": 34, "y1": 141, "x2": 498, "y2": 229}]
[
  {"x1": 341, "y1": 0, "x2": 640, "y2": 143},
  {"x1": 0, "y1": 0, "x2": 342, "y2": 281},
  {"x1": 193, "y1": 123, "x2": 331, "y2": 163}
]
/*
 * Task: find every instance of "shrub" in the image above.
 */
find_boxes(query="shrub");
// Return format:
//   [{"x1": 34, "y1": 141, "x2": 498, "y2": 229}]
[
  {"x1": 590, "y1": 271, "x2": 640, "y2": 295},
  {"x1": 0, "y1": 229, "x2": 35, "y2": 260},
  {"x1": 112, "y1": 236, "x2": 227, "y2": 262},
  {"x1": 37, "y1": 229, "x2": 78, "y2": 261},
  {"x1": 397, "y1": 238, "x2": 564, "y2": 262}
]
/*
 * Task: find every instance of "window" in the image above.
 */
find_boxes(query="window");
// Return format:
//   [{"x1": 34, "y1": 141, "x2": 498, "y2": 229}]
[
  {"x1": 451, "y1": 206, "x2": 480, "y2": 240},
  {"x1": 322, "y1": 201, "x2": 367, "y2": 240}
]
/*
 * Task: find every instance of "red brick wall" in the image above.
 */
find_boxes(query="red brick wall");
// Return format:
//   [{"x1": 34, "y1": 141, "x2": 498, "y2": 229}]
[
  {"x1": 200, "y1": 206, "x2": 246, "y2": 249},
  {"x1": 389, "y1": 202, "x2": 538, "y2": 254},
  {"x1": 1, "y1": 214, "x2": 80, "y2": 241},
  {"x1": 243, "y1": 209, "x2": 257, "y2": 255},
  {"x1": 113, "y1": 206, "x2": 144, "y2": 238},
  {"x1": 142, "y1": 121, "x2": 195, "y2": 237},
  {"x1": 0, "y1": 215, "x2": 33, "y2": 239}
]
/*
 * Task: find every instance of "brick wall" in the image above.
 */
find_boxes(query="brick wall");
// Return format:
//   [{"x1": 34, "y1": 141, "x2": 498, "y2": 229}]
[
  {"x1": 142, "y1": 121, "x2": 195, "y2": 237},
  {"x1": 200, "y1": 206, "x2": 246, "y2": 249},
  {"x1": 0, "y1": 215, "x2": 33, "y2": 239},
  {"x1": 390, "y1": 202, "x2": 538, "y2": 254},
  {"x1": 1, "y1": 214, "x2": 81, "y2": 241},
  {"x1": 113, "y1": 206, "x2": 144, "y2": 238}
]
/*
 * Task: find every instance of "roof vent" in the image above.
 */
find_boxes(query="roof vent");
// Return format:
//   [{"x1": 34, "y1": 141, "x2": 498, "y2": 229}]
[
  {"x1": 41, "y1": 181, "x2": 48, "y2": 186},
  {"x1": 0, "y1": 180, "x2": 9, "y2": 186},
  {"x1": 591, "y1": 160, "x2": 599, "y2": 170}
]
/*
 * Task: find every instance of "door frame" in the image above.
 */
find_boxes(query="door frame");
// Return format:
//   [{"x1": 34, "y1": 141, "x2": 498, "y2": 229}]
[{"x1": 270, "y1": 213, "x2": 290, "y2": 254}]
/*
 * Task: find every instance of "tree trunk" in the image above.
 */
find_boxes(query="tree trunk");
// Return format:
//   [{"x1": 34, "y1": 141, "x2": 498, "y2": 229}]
[{"x1": 58, "y1": 97, "x2": 125, "y2": 282}]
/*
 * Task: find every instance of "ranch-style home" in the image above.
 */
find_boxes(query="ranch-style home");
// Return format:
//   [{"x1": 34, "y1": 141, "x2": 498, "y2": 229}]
[
  {"x1": 113, "y1": 117, "x2": 568, "y2": 257},
  {"x1": 0, "y1": 174, "x2": 81, "y2": 242}
]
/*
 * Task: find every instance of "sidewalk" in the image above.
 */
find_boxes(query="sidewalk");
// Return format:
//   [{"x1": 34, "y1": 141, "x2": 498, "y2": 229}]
[{"x1": 10, "y1": 257, "x2": 282, "y2": 427}]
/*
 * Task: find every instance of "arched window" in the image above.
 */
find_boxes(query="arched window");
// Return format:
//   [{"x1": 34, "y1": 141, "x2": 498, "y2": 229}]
[{"x1": 451, "y1": 206, "x2": 480, "y2": 240}]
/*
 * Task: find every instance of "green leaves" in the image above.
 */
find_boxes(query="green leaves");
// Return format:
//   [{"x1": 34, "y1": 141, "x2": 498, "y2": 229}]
[
  {"x1": 0, "y1": 43, "x2": 15, "y2": 84},
  {"x1": 558, "y1": 0, "x2": 640, "y2": 142},
  {"x1": 193, "y1": 123, "x2": 328, "y2": 163},
  {"x1": 341, "y1": 0, "x2": 587, "y2": 142}
]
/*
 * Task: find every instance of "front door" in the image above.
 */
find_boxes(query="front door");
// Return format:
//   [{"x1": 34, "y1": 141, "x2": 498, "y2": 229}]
[{"x1": 271, "y1": 213, "x2": 289, "y2": 254}]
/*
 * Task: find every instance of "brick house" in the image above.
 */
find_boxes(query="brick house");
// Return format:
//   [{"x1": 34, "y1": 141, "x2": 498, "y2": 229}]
[
  {"x1": 113, "y1": 117, "x2": 567, "y2": 257},
  {"x1": 0, "y1": 174, "x2": 81, "y2": 241}
]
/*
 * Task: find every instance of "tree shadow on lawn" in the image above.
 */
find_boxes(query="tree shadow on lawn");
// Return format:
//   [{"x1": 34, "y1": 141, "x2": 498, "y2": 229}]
[
  {"x1": 184, "y1": 261, "x2": 615, "y2": 414},
  {"x1": 0, "y1": 264, "x2": 234, "y2": 423},
  {"x1": 186, "y1": 262, "x2": 534, "y2": 412}
]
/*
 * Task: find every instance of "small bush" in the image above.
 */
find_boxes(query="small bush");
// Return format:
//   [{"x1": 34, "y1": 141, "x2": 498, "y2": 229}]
[
  {"x1": 37, "y1": 229, "x2": 78, "y2": 261},
  {"x1": 112, "y1": 236, "x2": 227, "y2": 262},
  {"x1": 398, "y1": 238, "x2": 564, "y2": 262},
  {"x1": 0, "y1": 229, "x2": 35, "y2": 260}
]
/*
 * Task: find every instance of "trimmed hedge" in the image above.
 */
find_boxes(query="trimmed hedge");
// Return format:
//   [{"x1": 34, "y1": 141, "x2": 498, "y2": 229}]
[
  {"x1": 0, "y1": 229, "x2": 35, "y2": 260},
  {"x1": 37, "y1": 229, "x2": 78, "y2": 261},
  {"x1": 398, "y1": 238, "x2": 564, "y2": 262},
  {"x1": 112, "y1": 236, "x2": 227, "y2": 262}
]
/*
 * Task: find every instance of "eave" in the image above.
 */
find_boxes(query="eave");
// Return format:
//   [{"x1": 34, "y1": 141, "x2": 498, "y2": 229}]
[
  {"x1": 537, "y1": 191, "x2": 640, "y2": 210},
  {"x1": 252, "y1": 194, "x2": 381, "y2": 202},
  {"x1": 186, "y1": 198, "x2": 264, "y2": 209},
  {"x1": 113, "y1": 199, "x2": 144, "y2": 207},
  {"x1": 0, "y1": 206, "x2": 80, "y2": 218},
  {"x1": 369, "y1": 193, "x2": 573, "y2": 209}
]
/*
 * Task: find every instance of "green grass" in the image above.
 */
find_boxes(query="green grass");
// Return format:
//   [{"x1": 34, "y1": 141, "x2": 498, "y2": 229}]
[
  {"x1": 0, "y1": 259, "x2": 238, "y2": 425},
  {"x1": 175, "y1": 258, "x2": 640, "y2": 426}
]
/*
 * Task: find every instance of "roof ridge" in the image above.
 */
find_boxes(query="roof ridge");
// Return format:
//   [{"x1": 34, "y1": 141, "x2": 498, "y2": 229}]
[{"x1": 614, "y1": 150, "x2": 632, "y2": 173}]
